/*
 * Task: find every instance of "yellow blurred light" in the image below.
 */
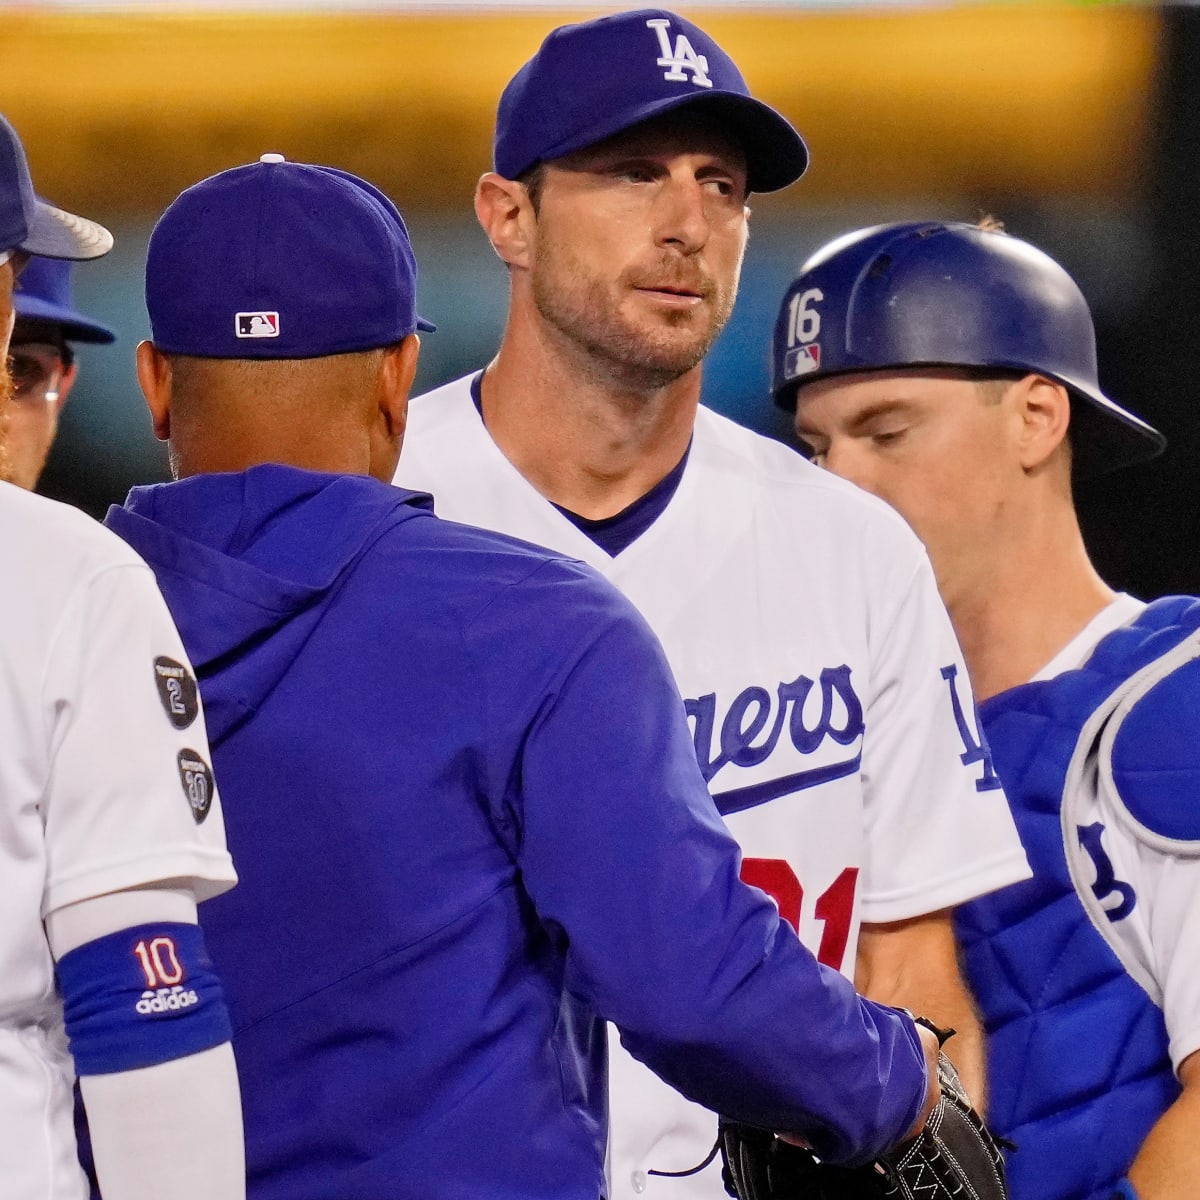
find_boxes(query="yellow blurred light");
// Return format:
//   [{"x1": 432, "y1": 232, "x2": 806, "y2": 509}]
[{"x1": 0, "y1": 6, "x2": 1160, "y2": 214}]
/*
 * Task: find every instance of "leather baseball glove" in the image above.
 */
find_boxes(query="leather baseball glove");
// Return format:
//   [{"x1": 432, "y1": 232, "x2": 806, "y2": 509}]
[{"x1": 718, "y1": 1026, "x2": 1009, "y2": 1200}]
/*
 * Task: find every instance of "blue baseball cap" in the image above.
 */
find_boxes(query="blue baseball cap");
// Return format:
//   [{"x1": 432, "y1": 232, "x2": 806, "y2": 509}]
[
  {"x1": 494, "y1": 9, "x2": 808, "y2": 194},
  {"x1": 0, "y1": 114, "x2": 113, "y2": 260},
  {"x1": 146, "y1": 154, "x2": 435, "y2": 359},
  {"x1": 14, "y1": 253, "x2": 116, "y2": 343}
]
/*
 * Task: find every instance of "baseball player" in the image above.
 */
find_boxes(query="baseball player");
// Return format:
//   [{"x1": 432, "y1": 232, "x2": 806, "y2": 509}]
[
  {"x1": 775, "y1": 219, "x2": 1200, "y2": 1200},
  {"x1": 392, "y1": 11, "x2": 1030, "y2": 1197},
  {"x1": 0, "y1": 114, "x2": 243, "y2": 1200},
  {"x1": 103, "y1": 152, "x2": 947, "y2": 1199},
  {"x1": 6, "y1": 251, "x2": 115, "y2": 490}
]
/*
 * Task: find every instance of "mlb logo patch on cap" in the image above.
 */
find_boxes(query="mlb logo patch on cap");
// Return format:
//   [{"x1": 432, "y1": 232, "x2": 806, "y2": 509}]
[
  {"x1": 147, "y1": 156, "x2": 433, "y2": 358},
  {"x1": 236, "y1": 311, "x2": 279, "y2": 339}
]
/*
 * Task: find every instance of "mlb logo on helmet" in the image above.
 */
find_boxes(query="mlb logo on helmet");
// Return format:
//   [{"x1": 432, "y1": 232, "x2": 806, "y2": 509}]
[
  {"x1": 236, "y1": 311, "x2": 279, "y2": 339},
  {"x1": 786, "y1": 344, "x2": 821, "y2": 377}
]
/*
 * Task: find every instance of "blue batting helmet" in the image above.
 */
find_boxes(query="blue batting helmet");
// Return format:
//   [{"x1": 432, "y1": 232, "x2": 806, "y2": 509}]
[{"x1": 771, "y1": 221, "x2": 1165, "y2": 478}]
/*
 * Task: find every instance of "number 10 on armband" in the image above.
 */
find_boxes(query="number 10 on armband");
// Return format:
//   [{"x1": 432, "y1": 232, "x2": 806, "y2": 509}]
[{"x1": 133, "y1": 936, "x2": 185, "y2": 987}]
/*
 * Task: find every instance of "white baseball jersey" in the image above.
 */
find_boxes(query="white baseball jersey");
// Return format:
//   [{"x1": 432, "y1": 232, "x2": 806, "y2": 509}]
[
  {"x1": 396, "y1": 376, "x2": 1030, "y2": 1199},
  {"x1": 0, "y1": 483, "x2": 236, "y2": 1200}
]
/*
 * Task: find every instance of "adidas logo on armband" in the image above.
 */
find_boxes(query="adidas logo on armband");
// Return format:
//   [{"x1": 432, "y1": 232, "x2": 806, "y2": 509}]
[{"x1": 136, "y1": 985, "x2": 200, "y2": 1015}]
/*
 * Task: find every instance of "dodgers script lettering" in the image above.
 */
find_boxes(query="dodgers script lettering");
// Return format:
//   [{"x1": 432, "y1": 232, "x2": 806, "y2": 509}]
[{"x1": 686, "y1": 665, "x2": 864, "y2": 784}]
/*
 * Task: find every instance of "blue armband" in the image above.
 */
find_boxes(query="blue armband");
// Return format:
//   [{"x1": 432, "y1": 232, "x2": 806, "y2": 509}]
[
  {"x1": 56, "y1": 922, "x2": 232, "y2": 1075},
  {"x1": 1112, "y1": 1179, "x2": 1139, "y2": 1200}
]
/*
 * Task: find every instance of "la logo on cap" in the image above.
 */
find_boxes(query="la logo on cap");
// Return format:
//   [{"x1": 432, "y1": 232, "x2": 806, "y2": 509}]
[
  {"x1": 647, "y1": 17, "x2": 712, "y2": 88},
  {"x1": 236, "y1": 311, "x2": 280, "y2": 338}
]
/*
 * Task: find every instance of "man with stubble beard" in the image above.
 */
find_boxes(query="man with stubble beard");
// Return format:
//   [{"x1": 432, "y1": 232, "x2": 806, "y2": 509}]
[{"x1": 394, "y1": 11, "x2": 1030, "y2": 1199}]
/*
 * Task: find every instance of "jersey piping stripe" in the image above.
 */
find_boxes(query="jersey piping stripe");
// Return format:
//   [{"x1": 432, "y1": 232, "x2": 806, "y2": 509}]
[{"x1": 713, "y1": 754, "x2": 863, "y2": 817}]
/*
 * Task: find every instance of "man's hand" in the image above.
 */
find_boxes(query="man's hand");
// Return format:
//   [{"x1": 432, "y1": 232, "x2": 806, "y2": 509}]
[
  {"x1": 905, "y1": 1019, "x2": 944, "y2": 1140},
  {"x1": 775, "y1": 1014, "x2": 940, "y2": 1147},
  {"x1": 719, "y1": 1021, "x2": 1008, "y2": 1200}
]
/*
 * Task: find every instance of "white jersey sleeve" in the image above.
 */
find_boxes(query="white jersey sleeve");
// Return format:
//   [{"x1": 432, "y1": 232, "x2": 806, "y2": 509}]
[
  {"x1": 858, "y1": 544, "x2": 1031, "y2": 922},
  {"x1": 1146, "y1": 848, "x2": 1200, "y2": 1071},
  {"x1": 39, "y1": 558, "x2": 235, "y2": 917},
  {"x1": 0, "y1": 487, "x2": 236, "y2": 1200}
]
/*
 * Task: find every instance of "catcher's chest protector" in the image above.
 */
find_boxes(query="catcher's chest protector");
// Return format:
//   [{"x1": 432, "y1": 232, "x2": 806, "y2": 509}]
[{"x1": 955, "y1": 596, "x2": 1200, "y2": 1200}]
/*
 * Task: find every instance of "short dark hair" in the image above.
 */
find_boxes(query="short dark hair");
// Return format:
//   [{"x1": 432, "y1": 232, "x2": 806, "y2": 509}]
[
  {"x1": 517, "y1": 163, "x2": 548, "y2": 215},
  {"x1": 11, "y1": 319, "x2": 73, "y2": 369}
]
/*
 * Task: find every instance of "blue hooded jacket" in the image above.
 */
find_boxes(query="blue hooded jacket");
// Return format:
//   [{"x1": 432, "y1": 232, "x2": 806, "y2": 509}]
[{"x1": 105, "y1": 465, "x2": 926, "y2": 1200}]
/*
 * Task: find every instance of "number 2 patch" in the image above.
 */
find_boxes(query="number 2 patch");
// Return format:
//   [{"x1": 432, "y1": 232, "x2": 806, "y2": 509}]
[{"x1": 154, "y1": 656, "x2": 199, "y2": 730}]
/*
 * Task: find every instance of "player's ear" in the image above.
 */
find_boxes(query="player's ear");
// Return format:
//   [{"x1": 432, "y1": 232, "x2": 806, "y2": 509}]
[
  {"x1": 52, "y1": 362, "x2": 78, "y2": 413},
  {"x1": 136, "y1": 340, "x2": 173, "y2": 441},
  {"x1": 369, "y1": 333, "x2": 420, "y2": 482},
  {"x1": 1015, "y1": 374, "x2": 1071, "y2": 471},
  {"x1": 475, "y1": 172, "x2": 535, "y2": 271}
]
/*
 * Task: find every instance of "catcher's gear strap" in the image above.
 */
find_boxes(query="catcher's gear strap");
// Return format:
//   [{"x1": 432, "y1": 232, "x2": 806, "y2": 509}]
[{"x1": 1061, "y1": 616, "x2": 1200, "y2": 1008}]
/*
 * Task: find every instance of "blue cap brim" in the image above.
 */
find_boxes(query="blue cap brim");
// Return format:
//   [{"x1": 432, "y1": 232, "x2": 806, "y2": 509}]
[
  {"x1": 13, "y1": 292, "x2": 116, "y2": 343},
  {"x1": 416, "y1": 315, "x2": 436, "y2": 333},
  {"x1": 522, "y1": 90, "x2": 808, "y2": 194}
]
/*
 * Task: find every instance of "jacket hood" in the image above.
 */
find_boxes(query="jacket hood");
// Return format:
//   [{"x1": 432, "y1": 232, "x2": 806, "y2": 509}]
[{"x1": 106, "y1": 465, "x2": 433, "y2": 745}]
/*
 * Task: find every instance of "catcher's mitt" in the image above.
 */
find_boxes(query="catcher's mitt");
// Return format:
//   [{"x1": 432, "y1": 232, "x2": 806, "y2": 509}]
[{"x1": 718, "y1": 1026, "x2": 1009, "y2": 1200}]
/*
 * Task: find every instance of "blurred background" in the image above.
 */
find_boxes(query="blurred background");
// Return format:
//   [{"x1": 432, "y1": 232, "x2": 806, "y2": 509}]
[{"x1": 3, "y1": 2, "x2": 1198, "y2": 597}]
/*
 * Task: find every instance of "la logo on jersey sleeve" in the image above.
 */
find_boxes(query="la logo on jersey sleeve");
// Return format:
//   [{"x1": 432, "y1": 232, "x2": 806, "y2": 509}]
[{"x1": 941, "y1": 664, "x2": 1002, "y2": 791}]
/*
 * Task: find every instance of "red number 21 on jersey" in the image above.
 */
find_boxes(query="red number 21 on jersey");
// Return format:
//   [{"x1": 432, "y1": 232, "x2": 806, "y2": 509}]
[{"x1": 740, "y1": 859, "x2": 859, "y2": 972}]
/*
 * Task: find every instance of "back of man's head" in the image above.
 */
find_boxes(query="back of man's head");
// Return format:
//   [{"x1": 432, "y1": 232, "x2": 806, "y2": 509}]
[
  {"x1": 141, "y1": 155, "x2": 434, "y2": 479},
  {"x1": 146, "y1": 154, "x2": 433, "y2": 362}
]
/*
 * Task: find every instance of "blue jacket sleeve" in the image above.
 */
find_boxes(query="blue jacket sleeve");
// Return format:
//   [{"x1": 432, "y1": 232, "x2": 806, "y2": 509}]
[{"x1": 475, "y1": 564, "x2": 926, "y2": 1166}]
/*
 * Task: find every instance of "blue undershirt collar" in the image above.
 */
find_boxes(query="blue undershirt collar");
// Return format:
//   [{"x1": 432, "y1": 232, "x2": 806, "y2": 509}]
[{"x1": 470, "y1": 371, "x2": 690, "y2": 557}]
